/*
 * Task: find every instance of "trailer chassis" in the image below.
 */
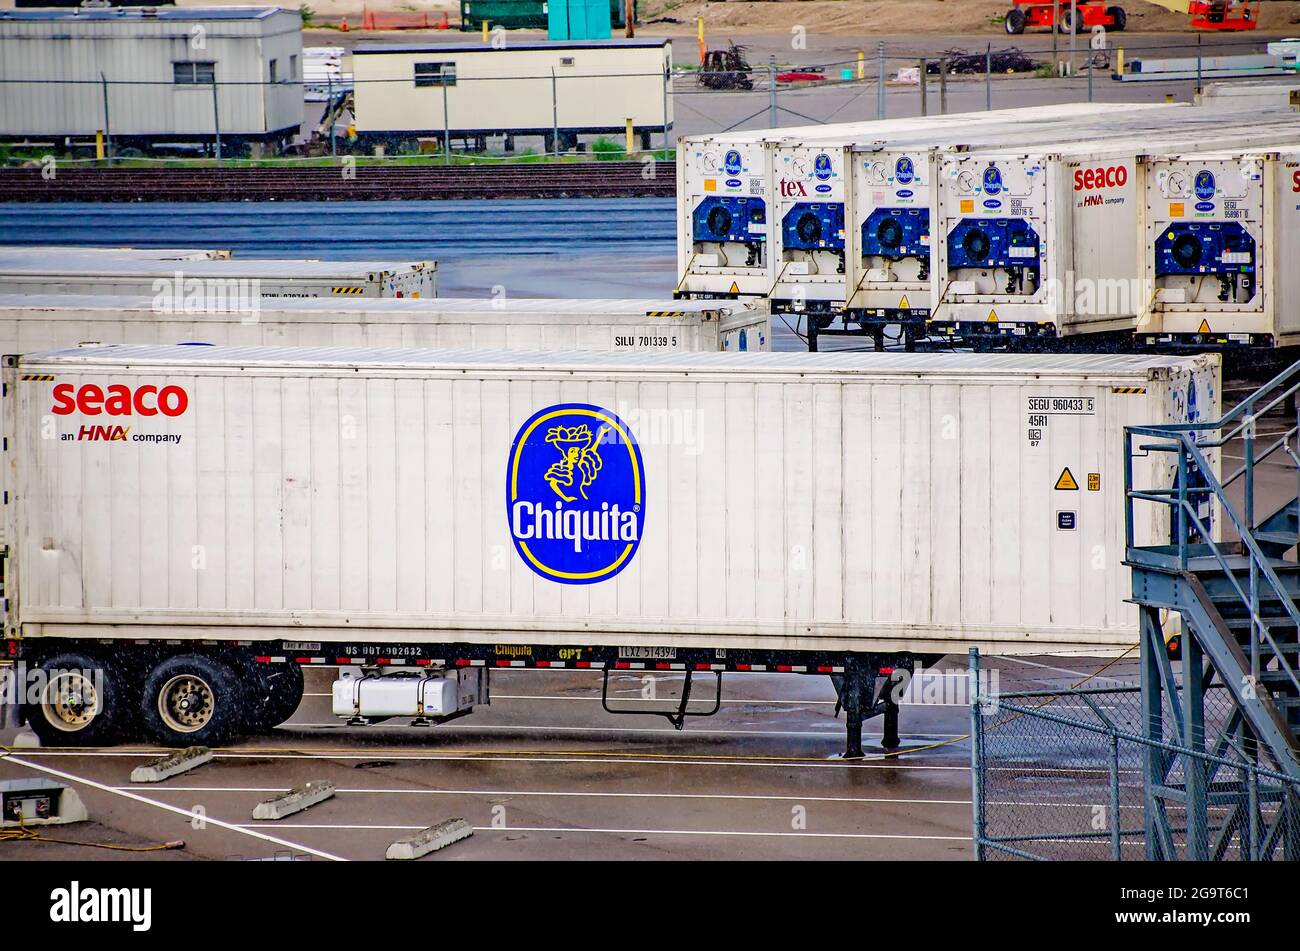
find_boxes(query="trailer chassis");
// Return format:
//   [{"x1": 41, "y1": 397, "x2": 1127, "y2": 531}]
[{"x1": 6, "y1": 636, "x2": 915, "y2": 758}]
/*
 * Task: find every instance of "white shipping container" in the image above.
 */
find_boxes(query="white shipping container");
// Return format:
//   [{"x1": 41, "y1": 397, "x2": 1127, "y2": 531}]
[
  {"x1": 0, "y1": 247, "x2": 232, "y2": 262},
  {"x1": 0, "y1": 257, "x2": 437, "y2": 299},
  {"x1": 4, "y1": 346, "x2": 1218, "y2": 658},
  {"x1": 0, "y1": 294, "x2": 770, "y2": 354},
  {"x1": 1140, "y1": 147, "x2": 1300, "y2": 346},
  {"x1": 930, "y1": 120, "x2": 1300, "y2": 340}
]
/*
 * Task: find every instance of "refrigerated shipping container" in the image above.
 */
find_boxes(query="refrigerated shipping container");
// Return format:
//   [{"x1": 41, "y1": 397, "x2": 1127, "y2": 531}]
[
  {"x1": 2, "y1": 346, "x2": 1218, "y2": 752},
  {"x1": 674, "y1": 104, "x2": 1178, "y2": 303},
  {"x1": 0, "y1": 258, "x2": 437, "y2": 299},
  {"x1": 929, "y1": 120, "x2": 1300, "y2": 342},
  {"x1": 1139, "y1": 147, "x2": 1300, "y2": 347}
]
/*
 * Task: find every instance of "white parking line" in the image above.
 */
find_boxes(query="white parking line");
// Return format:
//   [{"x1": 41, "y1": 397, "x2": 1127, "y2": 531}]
[
  {"x1": 232, "y1": 822, "x2": 972, "y2": 843},
  {"x1": 113, "y1": 785, "x2": 972, "y2": 806},
  {"x1": 0, "y1": 751, "x2": 347, "y2": 861}
]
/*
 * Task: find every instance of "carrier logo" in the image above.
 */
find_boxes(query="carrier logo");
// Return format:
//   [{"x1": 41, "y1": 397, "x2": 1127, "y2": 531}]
[
  {"x1": 1194, "y1": 170, "x2": 1216, "y2": 201},
  {"x1": 508, "y1": 403, "x2": 645, "y2": 585},
  {"x1": 723, "y1": 150, "x2": 743, "y2": 175},
  {"x1": 895, "y1": 156, "x2": 915, "y2": 184},
  {"x1": 982, "y1": 165, "x2": 1003, "y2": 195},
  {"x1": 813, "y1": 152, "x2": 833, "y2": 181}
]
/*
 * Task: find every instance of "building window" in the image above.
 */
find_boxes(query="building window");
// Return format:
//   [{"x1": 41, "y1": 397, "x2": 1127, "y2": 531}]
[
  {"x1": 414, "y1": 62, "x2": 456, "y2": 87},
  {"x1": 290, "y1": 54, "x2": 299, "y2": 80},
  {"x1": 173, "y1": 62, "x2": 216, "y2": 85},
  {"x1": 269, "y1": 59, "x2": 278, "y2": 83}
]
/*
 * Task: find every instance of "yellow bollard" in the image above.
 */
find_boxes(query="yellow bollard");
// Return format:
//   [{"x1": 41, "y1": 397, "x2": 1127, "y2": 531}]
[
  {"x1": 697, "y1": 16, "x2": 705, "y2": 67},
  {"x1": 857, "y1": 50, "x2": 865, "y2": 80},
  {"x1": 482, "y1": 19, "x2": 488, "y2": 43},
  {"x1": 626, "y1": 117, "x2": 635, "y2": 156},
  {"x1": 95, "y1": 129, "x2": 105, "y2": 160},
  {"x1": 1115, "y1": 47, "x2": 1124, "y2": 77}
]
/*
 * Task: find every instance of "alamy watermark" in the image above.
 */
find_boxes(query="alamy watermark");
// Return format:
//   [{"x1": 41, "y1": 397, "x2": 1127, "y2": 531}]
[{"x1": 151, "y1": 271, "x2": 262, "y2": 324}]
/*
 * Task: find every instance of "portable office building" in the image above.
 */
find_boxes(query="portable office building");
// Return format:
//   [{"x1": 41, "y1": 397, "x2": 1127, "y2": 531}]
[{"x1": 0, "y1": 7, "x2": 303, "y2": 152}]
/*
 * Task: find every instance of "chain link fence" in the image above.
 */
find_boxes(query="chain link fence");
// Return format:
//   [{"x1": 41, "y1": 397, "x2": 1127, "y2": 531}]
[{"x1": 971, "y1": 653, "x2": 1300, "y2": 861}]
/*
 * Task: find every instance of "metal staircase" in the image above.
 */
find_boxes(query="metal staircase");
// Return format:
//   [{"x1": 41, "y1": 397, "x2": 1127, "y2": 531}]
[{"x1": 1125, "y1": 361, "x2": 1300, "y2": 860}]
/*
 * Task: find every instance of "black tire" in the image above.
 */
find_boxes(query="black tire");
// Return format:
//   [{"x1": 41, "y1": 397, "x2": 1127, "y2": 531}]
[
  {"x1": 140, "y1": 654, "x2": 244, "y2": 747},
  {"x1": 1107, "y1": 5, "x2": 1126, "y2": 31},
  {"x1": 1060, "y1": 8, "x2": 1084, "y2": 33},
  {"x1": 21, "y1": 652, "x2": 131, "y2": 747},
  {"x1": 1005, "y1": 8, "x2": 1027, "y2": 34},
  {"x1": 242, "y1": 661, "x2": 304, "y2": 733}
]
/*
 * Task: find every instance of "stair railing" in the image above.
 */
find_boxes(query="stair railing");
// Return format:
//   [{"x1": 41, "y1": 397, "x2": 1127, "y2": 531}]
[{"x1": 1125, "y1": 360, "x2": 1300, "y2": 702}]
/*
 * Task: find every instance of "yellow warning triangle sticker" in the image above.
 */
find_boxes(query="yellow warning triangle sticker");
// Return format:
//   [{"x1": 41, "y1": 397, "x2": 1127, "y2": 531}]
[
  {"x1": 899, "y1": 295, "x2": 910, "y2": 309},
  {"x1": 1198, "y1": 319, "x2": 1211, "y2": 333},
  {"x1": 729, "y1": 281, "x2": 740, "y2": 294},
  {"x1": 1055, "y1": 467, "x2": 1080, "y2": 491},
  {"x1": 988, "y1": 309, "x2": 998, "y2": 323}
]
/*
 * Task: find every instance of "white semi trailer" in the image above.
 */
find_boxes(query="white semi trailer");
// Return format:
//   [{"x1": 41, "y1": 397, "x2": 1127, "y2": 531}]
[
  {"x1": 2, "y1": 345, "x2": 1216, "y2": 756},
  {"x1": 0, "y1": 294, "x2": 770, "y2": 354},
  {"x1": 0, "y1": 257, "x2": 438, "y2": 299}
]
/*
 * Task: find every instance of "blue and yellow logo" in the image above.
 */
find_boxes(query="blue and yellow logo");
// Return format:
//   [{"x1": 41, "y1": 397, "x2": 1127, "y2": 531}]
[
  {"x1": 1194, "y1": 170, "x2": 1216, "y2": 202},
  {"x1": 982, "y1": 165, "x2": 1003, "y2": 196},
  {"x1": 813, "y1": 152, "x2": 833, "y2": 181},
  {"x1": 507, "y1": 403, "x2": 645, "y2": 585},
  {"x1": 895, "y1": 156, "x2": 915, "y2": 184}
]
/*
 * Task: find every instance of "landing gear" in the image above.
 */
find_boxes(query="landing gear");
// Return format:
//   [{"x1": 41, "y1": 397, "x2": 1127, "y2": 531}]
[{"x1": 832, "y1": 656, "x2": 909, "y2": 759}]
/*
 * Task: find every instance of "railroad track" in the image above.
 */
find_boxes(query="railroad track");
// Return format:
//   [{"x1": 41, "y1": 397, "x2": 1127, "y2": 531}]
[{"x1": 0, "y1": 161, "x2": 677, "y2": 201}]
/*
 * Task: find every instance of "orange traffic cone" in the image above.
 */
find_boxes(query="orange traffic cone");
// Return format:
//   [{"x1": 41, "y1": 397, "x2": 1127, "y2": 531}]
[{"x1": 340, "y1": 15, "x2": 349, "y2": 31}]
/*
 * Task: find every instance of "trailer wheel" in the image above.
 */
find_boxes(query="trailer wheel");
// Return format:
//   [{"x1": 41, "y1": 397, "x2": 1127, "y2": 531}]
[
  {"x1": 141, "y1": 654, "x2": 244, "y2": 747},
  {"x1": 1004, "y1": 8, "x2": 1027, "y2": 34},
  {"x1": 1060, "y1": 7, "x2": 1084, "y2": 32},
  {"x1": 22, "y1": 652, "x2": 132, "y2": 747},
  {"x1": 1107, "y1": 6, "x2": 1126, "y2": 30},
  {"x1": 242, "y1": 661, "x2": 304, "y2": 733}
]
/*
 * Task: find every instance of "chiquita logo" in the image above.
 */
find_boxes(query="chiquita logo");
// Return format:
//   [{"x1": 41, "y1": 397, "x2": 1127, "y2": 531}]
[{"x1": 507, "y1": 403, "x2": 645, "y2": 584}]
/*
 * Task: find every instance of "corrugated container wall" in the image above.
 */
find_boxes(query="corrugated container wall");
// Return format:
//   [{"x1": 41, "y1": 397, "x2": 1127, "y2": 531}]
[{"x1": 5, "y1": 347, "x2": 1218, "y2": 657}]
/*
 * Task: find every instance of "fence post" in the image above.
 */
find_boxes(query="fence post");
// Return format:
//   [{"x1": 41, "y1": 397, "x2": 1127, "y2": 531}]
[
  {"x1": 1196, "y1": 34, "x2": 1203, "y2": 94},
  {"x1": 442, "y1": 81, "x2": 450, "y2": 165},
  {"x1": 1088, "y1": 48, "x2": 1094, "y2": 101},
  {"x1": 919, "y1": 58, "x2": 927, "y2": 116},
  {"x1": 100, "y1": 73, "x2": 112, "y2": 162},
  {"x1": 768, "y1": 55, "x2": 777, "y2": 127},
  {"x1": 939, "y1": 58, "x2": 947, "y2": 115},
  {"x1": 969, "y1": 647, "x2": 985, "y2": 861},
  {"x1": 1108, "y1": 733, "x2": 1122, "y2": 860},
  {"x1": 551, "y1": 68, "x2": 559, "y2": 156},
  {"x1": 985, "y1": 44, "x2": 992, "y2": 111},
  {"x1": 212, "y1": 79, "x2": 222, "y2": 161},
  {"x1": 877, "y1": 42, "x2": 886, "y2": 118},
  {"x1": 328, "y1": 72, "x2": 336, "y2": 157},
  {"x1": 1069, "y1": 0, "x2": 1078, "y2": 75}
]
